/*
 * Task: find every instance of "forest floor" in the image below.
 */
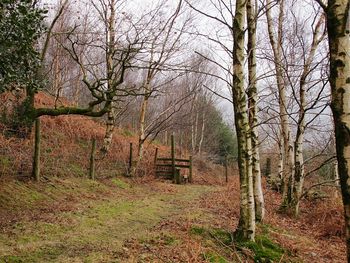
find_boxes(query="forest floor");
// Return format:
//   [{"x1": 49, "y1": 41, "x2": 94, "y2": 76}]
[
  {"x1": 0, "y1": 176, "x2": 345, "y2": 262},
  {"x1": 0, "y1": 93, "x2": 346, "y2": 262}
]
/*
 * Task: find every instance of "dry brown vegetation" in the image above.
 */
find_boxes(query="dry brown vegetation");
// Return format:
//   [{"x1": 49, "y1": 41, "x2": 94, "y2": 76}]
[{"x1": 0, "y1": 93, "x2": 346, "y2": 262}]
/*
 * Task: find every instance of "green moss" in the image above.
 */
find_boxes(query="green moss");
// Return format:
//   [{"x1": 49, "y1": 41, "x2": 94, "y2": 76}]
[
  {"x1": 191, "y1": 225, "x2": 285, "y2": 262},
  {"x1": 190, "y1": 226, "x2": 206, "y2": 235},
  {"x1": 236, "y1": 234, "x2": 284, "y2": 262},
  {"x1": 210, "y1": 229, "x2": 232, "y2": 246},
  {"x1": 89, "y1": 201, "x2": 134, "y2": 219}
]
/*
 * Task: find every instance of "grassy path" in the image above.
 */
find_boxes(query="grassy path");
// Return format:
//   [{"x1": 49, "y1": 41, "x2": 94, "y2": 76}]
[
  {"x1": 0, "y1": 178, "x2": 345, "y2": 262},
  {"x1": 0, "y1": 179, "x2": 216, "y2": 262}
]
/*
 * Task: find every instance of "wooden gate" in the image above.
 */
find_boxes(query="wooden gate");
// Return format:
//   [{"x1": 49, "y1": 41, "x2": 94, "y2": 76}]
[{"x1": 154, "y1": 135, "x2": 192, "y2": 184}]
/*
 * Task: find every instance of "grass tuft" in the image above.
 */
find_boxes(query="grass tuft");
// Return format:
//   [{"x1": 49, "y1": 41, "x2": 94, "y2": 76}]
[{"x1": 111, "y1": 178, "x2": 130, "y2": 189}]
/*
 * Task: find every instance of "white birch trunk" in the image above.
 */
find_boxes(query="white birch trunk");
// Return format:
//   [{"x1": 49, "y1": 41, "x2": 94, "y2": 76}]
[
  {"x1": 266, "y1": 0, "x2": 294, "y2": 205},
  {"x1": 233, "y1": 0, "x2": 255, "y2": 241},
  {"x1": 247, "y1": 0, "x2": 264, "y2": 222},
  {"x1": 136, "y1": 82, "x2": 151, "y2": 164},
  {"x1": 101, "y1": 101, "x2": 115, "y2": 153},
  {"x1": 292, "y1": 16, "x2": 324, "y2": 216},
  {"x1": 101, "y1": 0, "x2": 116, "y2": 153}
]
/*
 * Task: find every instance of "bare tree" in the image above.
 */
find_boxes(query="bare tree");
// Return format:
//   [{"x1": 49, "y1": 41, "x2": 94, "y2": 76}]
[
  {"x1": 265, "y1": 0, "x2": 329, "y2": 215},
  {"x1": 289, "y1": 9, "x2": 327, "y2": 216},
  {"x1": 133, "y1": 0, "x2": 189, "y2": 166},
  {"x1": 266, "y1": 0, "x2": 295, "y2": 204}
]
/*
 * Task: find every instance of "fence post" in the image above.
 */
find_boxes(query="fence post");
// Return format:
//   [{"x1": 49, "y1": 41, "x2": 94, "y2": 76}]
[
  {"x1": 128, "y1": 142, "x2": 133, "y2": 175},
  {"x1": 89, "y1": 138, "x2": 96, "y2": 180},
  {"x1": 189, "y1": 155, "x2": 193, "y2": 183},
  {"x1": 154, "y1": 148, "x2": 158, "y2": 165},
  {"x1": 171, "y1": 134, "x2": 176, "y2": 181},
  {"x1": 175, "y1": 169, "x2": 181, "y2": 184},
  {"x1": 265, "y1": 157, "x2": 271, "y2": 178},
  {"x1": 32, "y1": 118, "x2": 41, "y2": 181},
  {"x1": 225, "y1": 156, "x2": 228, "y2": 183},
  {"x1": 154, "y1": 148, "x2": 159, "y2": 177}
]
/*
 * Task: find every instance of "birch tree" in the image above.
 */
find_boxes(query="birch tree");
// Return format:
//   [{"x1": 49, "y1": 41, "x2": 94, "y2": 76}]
[
  {"x1": 265, "y1": 0, "x2": 294, "y2": 205},
  {"x1": 232, "y1": 0, "x2": 256, "y2": 240},
  {"x1": 265, "y1": 0, "x2": 328, "y2": 215},
  {"x1": 314, "y1": 0, "x2": 350, "y2": 259},
  {"x1": 247, "y1": 0, "x2": 265, "y2": 222},
  {"x1": 289, "y1": 11, "x2": 326, "y2": 216},
  {"x1": 186, "y1": 0, "x2": 263, "y2": 239}
]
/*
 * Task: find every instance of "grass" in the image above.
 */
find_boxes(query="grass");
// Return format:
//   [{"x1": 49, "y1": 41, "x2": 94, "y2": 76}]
[
  {"x1": 111, "y1": 178, "x2": 130, "y2": 189},
  {"x1": 121, "y1": 129, "x2": 134, "y2": 137},
  {"x1": 0, "y1": 180, "x2": 216, "y2": 262},
  {"x1": 0, "y1": 182, "x2": 47, "y2": 211},
  {"x1": 203, "y1": 251, "x2": 228, "y2": 263},
  {"x1": 66, "y1": 163, "x2": 85, "y2": 177}
]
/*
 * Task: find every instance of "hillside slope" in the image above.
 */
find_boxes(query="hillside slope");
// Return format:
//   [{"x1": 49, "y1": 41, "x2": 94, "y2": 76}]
[{"x1": 0, "y1": 93, "x2": 346, "y2": 262}]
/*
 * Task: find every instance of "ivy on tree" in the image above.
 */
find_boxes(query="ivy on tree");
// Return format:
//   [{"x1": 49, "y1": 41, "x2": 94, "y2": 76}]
[{"x1": 0, "y1": 0, "x2": 46, "y2": 93}]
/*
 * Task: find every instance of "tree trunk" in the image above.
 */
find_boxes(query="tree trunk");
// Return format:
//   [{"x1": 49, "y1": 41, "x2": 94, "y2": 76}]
[
  {"x1": 101, "y1": 0, "x2": 116, "y2": 154},
  {"x1": 265, "y1": 158, "x2": 271, "y2": 179},
  {"x1": 32, "y1": 118, "x2": 41, "y2": 181},
  {"x1": 247, "y1": 0, "x2": 264, "y2": 222},
  {"x1": 278, "y1": 140, "x2": 284, "y2": 188},
  {"x1": 135, "y1": 82, "x2": 151, "y2": 174},
  {"x1": 232, "y1": 0, "x2": 255, "y2": 241},
  {"x1": 101, "y1": 102, "x2": 115, "y2": 153},
  {"x1": 197, "y1": 110, "x2": 206, "y2": 155},
  {"x1": 326, "y1": 0, "x2": 350, "y2": 259},
  {"x1": 291, "y1": 16, "x2": 324, "y2": 217},
  {"x1": 191, "y1": 111, "x2": 199, "y2": 153},
  {"x1": 89, "y1": 138, "x2": 96, "y2": 180},
  {"x1": 266, "y1": 0, "x2": 294, "y2": 206},
  {"x1": 190, "y1": 93, "x2": 198, "y2": 154}
]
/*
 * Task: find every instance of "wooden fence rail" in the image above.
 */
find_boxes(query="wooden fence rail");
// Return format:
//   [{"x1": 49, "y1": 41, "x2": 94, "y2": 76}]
[{"x1": 154, "y1": 135, "x2": 192, "y2": 184}]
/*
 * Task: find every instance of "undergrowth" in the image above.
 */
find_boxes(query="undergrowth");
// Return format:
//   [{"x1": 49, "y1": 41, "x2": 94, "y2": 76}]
[{"x1": 190, "y1": 224, "x2": 285, "y2": 262}]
